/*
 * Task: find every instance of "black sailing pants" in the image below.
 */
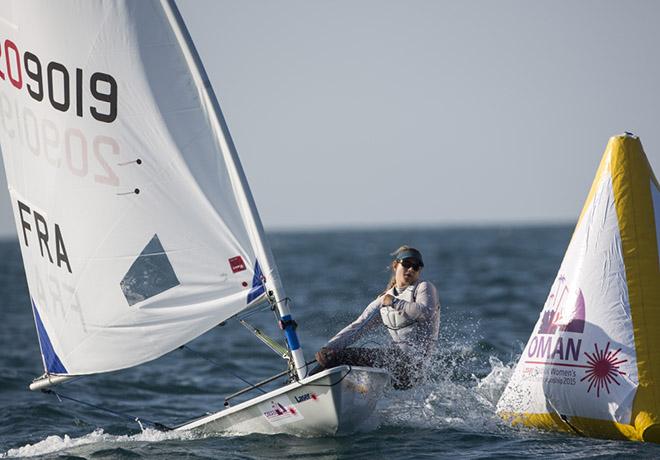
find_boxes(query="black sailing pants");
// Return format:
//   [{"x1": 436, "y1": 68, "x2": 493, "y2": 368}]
[{"x1": 313, "y1": 347, "x2": 419, "y2": 390}]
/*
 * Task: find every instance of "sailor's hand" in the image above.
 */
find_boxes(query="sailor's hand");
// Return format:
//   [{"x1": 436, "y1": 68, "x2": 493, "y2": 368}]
[
  {"x1": 381, "y1": 294, "x2": 394, "y2": 307},
  {"x1": 315, "y1": 347, "x2": 335, "y2": 368}
]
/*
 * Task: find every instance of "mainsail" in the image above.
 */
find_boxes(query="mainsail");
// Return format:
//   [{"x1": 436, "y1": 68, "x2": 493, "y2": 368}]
[
  {"x1": 0, "y1": 1, "x2": 304, "y2": 380},
  {"x1": 497, "y1": 133, "x2": 660, "y2": 442}
]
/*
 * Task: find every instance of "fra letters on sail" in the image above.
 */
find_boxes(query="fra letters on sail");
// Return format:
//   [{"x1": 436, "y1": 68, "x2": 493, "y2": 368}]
[{"x1": 16, "y1": 199, "x2": 72, "y2": 274}]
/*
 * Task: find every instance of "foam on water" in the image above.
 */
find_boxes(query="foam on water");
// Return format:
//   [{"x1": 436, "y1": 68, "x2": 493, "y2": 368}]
[
  {"x1": 379, "y1": 353, "x2": 515, "y2": 434},
  {"x1": 477, "y1": 356, "x2": 516, "y2": 404},
  {"x1": 1, "y1": 427, "x2": 200, "y2": 458}
]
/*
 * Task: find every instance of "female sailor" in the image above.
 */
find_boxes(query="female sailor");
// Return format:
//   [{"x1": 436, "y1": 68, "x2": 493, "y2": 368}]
[{"x1": 314, "y1": 246, "x2": 440, "y2": 389}]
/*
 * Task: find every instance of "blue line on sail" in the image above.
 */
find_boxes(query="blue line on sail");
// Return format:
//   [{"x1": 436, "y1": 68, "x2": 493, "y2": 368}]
[
  {"x1": 31, "y1": 298, "x2": 67, "y2": 374},
  {"x1": 247, "y1": 260, "x2": 266, "y2": 304}
]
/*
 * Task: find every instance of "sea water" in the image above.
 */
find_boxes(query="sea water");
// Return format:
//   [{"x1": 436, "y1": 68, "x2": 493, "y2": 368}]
[{"x1": 1, "y1": 226, "x2": 660, "y2": 459}]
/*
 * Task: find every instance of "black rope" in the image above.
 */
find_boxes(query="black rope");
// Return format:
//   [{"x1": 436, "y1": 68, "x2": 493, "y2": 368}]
[
  {"x1": 560, "y1": 413, "x2": 586, "y2": 437},
  {"x1": 178, "y1": 345, "x2": 267, "y2": 394},
  {"x1": 547, "y1": 398, "x2": 585, "y2": 437},
  {"x1": 41, "y1": 389, "x2": 172, "y2": 431},
  {"x1": 307, "y1": 366, "x2": 353, "y2": 387}
]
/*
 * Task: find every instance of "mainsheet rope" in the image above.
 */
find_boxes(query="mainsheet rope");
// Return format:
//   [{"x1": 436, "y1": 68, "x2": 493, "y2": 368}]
[
  {"x1": 40, "y1": 313, "x2": 320, "y2": 432},
  {"x1": 41, "y1": 388, "x2": 172, "y2": 432},
  {"x1": 39, "y1": 342, "x2": 270, "y2": 431},
  {"x1": 178, "y1": 344, "x2": 268, "y2": 395}
]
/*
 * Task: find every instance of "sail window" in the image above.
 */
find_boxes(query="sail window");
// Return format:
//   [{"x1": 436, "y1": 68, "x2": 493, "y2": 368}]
[{"x1": 120, "y1": 234, "x2": 180, "y2": 306}]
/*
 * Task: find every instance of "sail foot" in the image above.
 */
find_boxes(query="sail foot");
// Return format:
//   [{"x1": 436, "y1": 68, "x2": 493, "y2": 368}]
[{"x1": 29, "y1": 374, "x2": 76, "y2": 391}]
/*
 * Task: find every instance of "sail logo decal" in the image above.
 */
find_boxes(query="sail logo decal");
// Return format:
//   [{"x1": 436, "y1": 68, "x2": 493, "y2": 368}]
[
  {"x1": 580, "y1": 342, "x2": 627, "y2": 397},
  {"x1": 17, "y1": 200, "x2": 72, "y2": 273},
  {"x1": 520, "y1": 277, "x2": 628, "y2": 397},
  {"x1": 525, "y1": 335, "x2": 582, "y2": 362},
  {"x1": 522, "y1": 276, "x2": 585, "y2": 365},
  {"x1": 258, "y1": 395, "x2": 304, "y2": 426},
  {"x1": 537, "y1": 276, "x2": 585, "y2": 334},
  {"x1": 520, "y1": 276, "x2": 587, "y2": 388},
  {"x1": 228, "y1": 256, "x2": 246, "y2": 273},
  {"x1": 0, "y1": 38, "x2": 117, "y2": 123}
]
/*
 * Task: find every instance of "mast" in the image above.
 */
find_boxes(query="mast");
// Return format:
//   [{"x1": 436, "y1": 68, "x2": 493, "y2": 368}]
[{"x1": 161, "y1": 0, "x2": 307, "y2": 378}]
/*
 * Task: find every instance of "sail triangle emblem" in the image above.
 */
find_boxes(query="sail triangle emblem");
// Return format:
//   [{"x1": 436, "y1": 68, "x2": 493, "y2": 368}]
[
  {"x1": 120, "y1": 234, "x2": 180, "y2": 306},
  {"x1": 31, "y1": 298, "x2": 67, "y2": 374},
  {"x1": 497, "y1": 133, "x2": 660, "y2": 442},
  {"x1": 247, "y1": 260, "x2": 266, "y2": 304}
]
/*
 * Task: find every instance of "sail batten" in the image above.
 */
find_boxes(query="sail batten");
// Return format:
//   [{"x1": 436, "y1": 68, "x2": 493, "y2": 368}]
[{"x1": 0, "y1": 0, "x2": 288, "y2": 379}]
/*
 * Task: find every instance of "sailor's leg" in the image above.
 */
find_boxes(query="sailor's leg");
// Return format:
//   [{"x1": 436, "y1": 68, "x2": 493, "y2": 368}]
[
  {"x1": 336, "y1": 347, "x2": 419, "y2": 389},
  {"x1": 339, "y1": 347, "x2": 392, "y2": 367},
  {"x1": 310, "y1": 347, "x2": 383, "y2": 374},
  {"x1": 311, "y1": 347, "x2": 419, "y2": 389}
]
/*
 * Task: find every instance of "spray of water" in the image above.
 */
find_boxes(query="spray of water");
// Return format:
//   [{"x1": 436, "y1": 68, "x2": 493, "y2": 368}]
[
  {"x1": 1, "y1": 427, "x2": 202, "y2": 458},
  {"x1": 3, "y1": 313, "x2": 523, "y2": 456},
  {"x1": 377, "y1": 312, "x2": 519, "y2": 435},
  {"x1": 379, "y1": 353, "x2": 515, "y2": 433}
]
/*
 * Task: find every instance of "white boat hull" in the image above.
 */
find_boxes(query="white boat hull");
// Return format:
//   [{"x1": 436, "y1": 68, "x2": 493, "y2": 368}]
[{"x1": 176, "y1": 366, "x2": 390, "y2": 436}]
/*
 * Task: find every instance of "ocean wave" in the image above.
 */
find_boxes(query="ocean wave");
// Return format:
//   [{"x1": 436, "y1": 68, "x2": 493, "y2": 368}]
[{"x1": 1, "y1": 427, "x2": 200, "y2": 458}]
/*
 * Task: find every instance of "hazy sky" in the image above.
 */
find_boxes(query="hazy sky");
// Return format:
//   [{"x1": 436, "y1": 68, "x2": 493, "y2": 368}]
[{"x1": 1, "y1": 0, "x2": 659, "y2": 238}]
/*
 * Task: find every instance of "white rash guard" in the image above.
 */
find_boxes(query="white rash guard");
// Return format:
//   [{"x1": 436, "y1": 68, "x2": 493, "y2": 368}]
[{"x1": 325, "y1": 280, "x2": 440, "y2": 355}]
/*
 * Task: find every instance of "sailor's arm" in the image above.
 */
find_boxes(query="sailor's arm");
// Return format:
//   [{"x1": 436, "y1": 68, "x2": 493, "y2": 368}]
[
  {"x1": 325, "y1": 298, "x2": 382, "y2": 350},
  {"x1": 391, "y1": 281, "x2": 439, "y2": 319}
]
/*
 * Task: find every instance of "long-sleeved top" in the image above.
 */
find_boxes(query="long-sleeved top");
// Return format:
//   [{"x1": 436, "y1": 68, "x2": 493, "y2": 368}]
[{"x1": 325, "y1": 280, "x2": 440, "y2": 355}]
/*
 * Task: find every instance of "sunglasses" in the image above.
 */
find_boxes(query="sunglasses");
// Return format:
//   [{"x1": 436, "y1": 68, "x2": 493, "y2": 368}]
[{"x1": 399, "y1": 259, "x2": 422, "y2": 271}]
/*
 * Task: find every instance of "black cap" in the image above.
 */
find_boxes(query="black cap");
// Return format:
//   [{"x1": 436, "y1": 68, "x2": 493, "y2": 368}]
[{"x1": 394, "y1": 248, "x2": 424, "y2": 267}]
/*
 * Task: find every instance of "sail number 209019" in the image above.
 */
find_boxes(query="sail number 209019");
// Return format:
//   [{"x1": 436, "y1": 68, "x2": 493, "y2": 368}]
[{"x1": 0, "y1": 39, "x2": 117, "y2": 123}]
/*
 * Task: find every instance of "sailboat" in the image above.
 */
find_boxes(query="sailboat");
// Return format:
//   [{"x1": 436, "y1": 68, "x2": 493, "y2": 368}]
[
  {"x1": 0, "y1": 0, "x2": 389, "y2": 436},
  {"x1": 497, "y1": 133, "x2": 660, "y2": 442}
]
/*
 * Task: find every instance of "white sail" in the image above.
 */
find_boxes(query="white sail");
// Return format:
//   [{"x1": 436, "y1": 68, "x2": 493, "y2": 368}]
[{"x1": 0, "y1": 0, "x2": 285, "y2": 376}]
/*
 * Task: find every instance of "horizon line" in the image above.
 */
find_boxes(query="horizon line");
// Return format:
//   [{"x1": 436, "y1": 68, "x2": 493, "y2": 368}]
[{"x1": 0, "y1": 219, "x2": 576, "y2": 242}]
